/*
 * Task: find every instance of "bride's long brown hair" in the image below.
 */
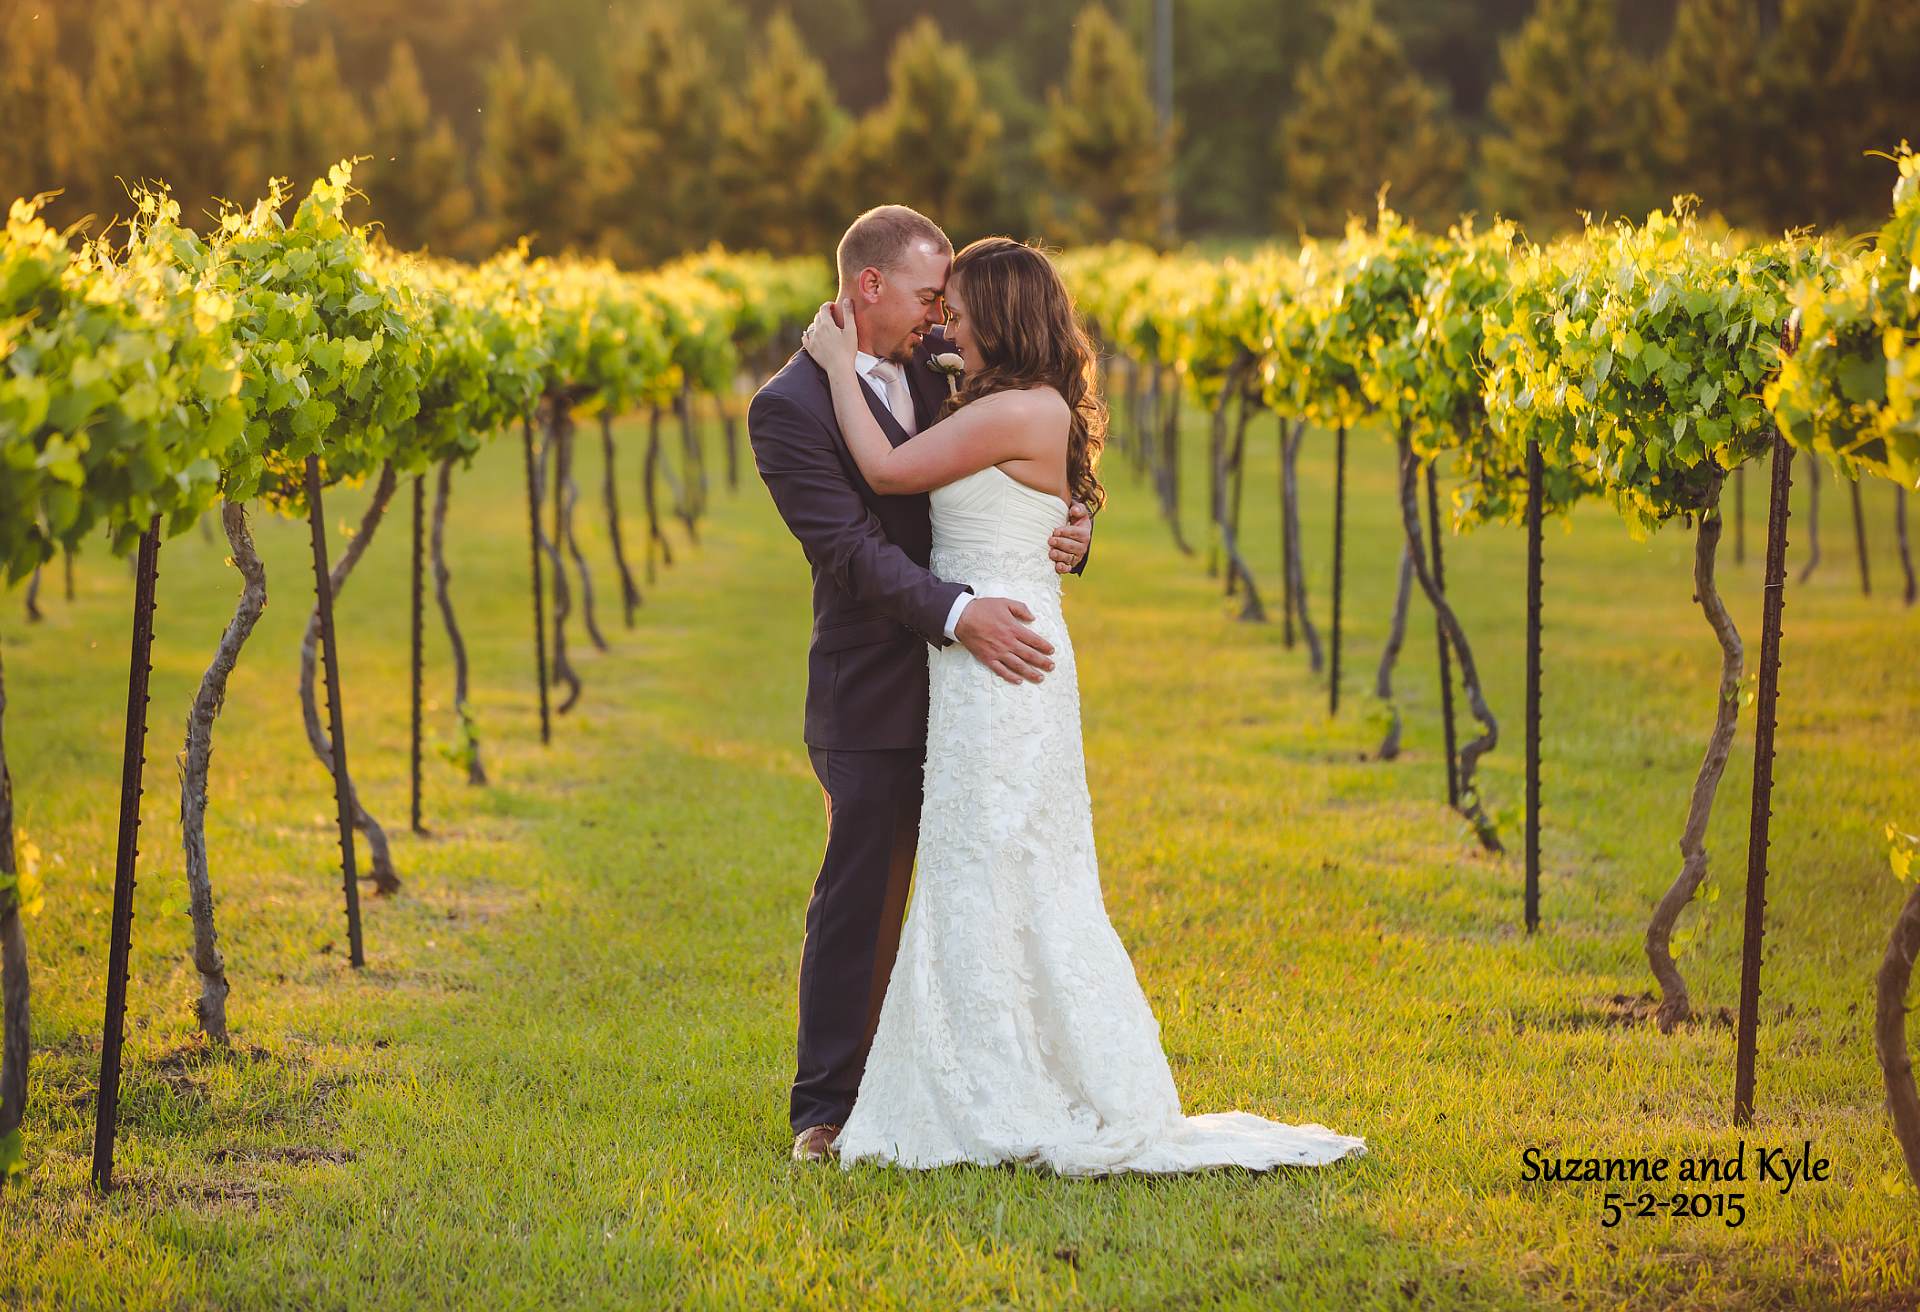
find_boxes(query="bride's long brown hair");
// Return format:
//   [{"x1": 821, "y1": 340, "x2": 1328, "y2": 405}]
[{"x1": 941, "y1": 237, "x2": 1108, "y2": 514}]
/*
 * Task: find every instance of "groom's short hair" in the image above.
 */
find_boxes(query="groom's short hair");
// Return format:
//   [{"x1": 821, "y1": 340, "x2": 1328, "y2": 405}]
[{"x1": 836, "y1": 205, "x2": 952, "y2": 290}]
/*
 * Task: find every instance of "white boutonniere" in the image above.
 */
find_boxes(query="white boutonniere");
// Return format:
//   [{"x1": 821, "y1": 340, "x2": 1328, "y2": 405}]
[{"x1": 930, "y1": 352, "x2": 965, "y2": 396}]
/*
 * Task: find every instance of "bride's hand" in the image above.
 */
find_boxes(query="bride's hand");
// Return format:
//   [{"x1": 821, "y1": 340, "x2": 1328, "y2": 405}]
[{"x1": 801, "y1": 297, "x2": 859, "y2": 373}]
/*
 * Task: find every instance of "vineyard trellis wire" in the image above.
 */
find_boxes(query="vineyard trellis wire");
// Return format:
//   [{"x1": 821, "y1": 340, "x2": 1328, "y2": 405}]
[
  {"x1": 1060, "y1": 145, "x2": 1920, "y2": 1176},
  {"x1": 2, "y1": 143, "x2": 1917, "y2": 1193},
  {"x1": 0, "y1": 160, "x2": 831, "y2": 1186}
]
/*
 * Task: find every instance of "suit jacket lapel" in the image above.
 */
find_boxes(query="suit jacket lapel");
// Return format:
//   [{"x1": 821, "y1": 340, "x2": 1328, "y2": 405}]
[
  {"x1": 859, "y1": 373, "x2": 912, "y2": 449},
  {"x1": 801, "y1": 352, "x2": 912, "y2": 456}
]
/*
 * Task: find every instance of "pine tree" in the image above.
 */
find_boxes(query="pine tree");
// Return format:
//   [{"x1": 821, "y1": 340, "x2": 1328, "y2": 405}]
[
  {"x1": 1656, "y1": 0, "x2": 1769, "y2": 228},
  {"x1": 711, "y1": 13, "x2": 848, "y2": 256},
  {"x1": 281, "y1": 35, "x2": 371, "y2": 206},
  {"x1": 841, "y1": 18, "x2": 1006, "y2": 243},
  {"x1": 1865, "y1": 0, "x2": 1920, "y2": 171},
  {"x1": 359, "y1": 41, "x2": 479, "y2": 257},
  {"x1": 1479, "y1": 0, "x2": 1659, "y2": 234},
  {"x1": 1275, "y1": 3, "x2": 1465, "y2": 235},
  {"x1": 1172, "y1": 0, "x2": 1324, "y2": 235},
  {"x1": 0, "y1": 6, "x2": 94, "y2": 230},
  {"x1": 478, "y1": 44, "x2": 587, "y2": 256},
  {"x1": 1036, "y1": 5, "x2": 1170, "y2": 245},
  {"x1": 206, "y1": 0, "x2": 297, "y2": 204},
  {"x1": 86, "y1": 0, "x2": 229, "y2": 229},
  {"x1": 588, "y1": 3, "x2": 723, "y2": 266},
  {"x1": 1756, "y1": 0, "x2": 1918, "y2": 229}
]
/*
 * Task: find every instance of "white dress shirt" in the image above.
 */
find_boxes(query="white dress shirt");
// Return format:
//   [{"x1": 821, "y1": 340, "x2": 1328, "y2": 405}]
[{"x1": 853, "y1": 348, "x2": 974, "y2": 642}]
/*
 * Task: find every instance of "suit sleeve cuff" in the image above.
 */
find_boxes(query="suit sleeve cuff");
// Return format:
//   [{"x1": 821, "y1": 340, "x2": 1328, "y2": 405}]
[{"x1": 943, "y1": 591, "x2": 973, "y2": 642}]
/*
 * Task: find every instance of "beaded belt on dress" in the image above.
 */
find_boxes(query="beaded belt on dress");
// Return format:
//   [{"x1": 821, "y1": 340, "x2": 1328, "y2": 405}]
[{"x1": 931, "y1": 545, "x2": 1063, "y2": 592}]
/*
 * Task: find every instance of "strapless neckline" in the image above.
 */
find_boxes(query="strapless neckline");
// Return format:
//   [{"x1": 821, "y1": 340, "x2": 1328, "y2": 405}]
[
  {"x1": 978, "y1": 462, "x2": 1069, "y2": 512},
  {"x1": 929, "y1": 460, "x2": 1070, "y2": 591}
]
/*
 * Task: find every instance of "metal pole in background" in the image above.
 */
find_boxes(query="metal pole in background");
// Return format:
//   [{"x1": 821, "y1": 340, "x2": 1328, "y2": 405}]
[
  {"x1": 524, "y1": 415, "x2": 551, "y2": 746},
  {"x1": 91, "y1": 516, "x2": 161, "y2": 1193},
  {"x1": 410, "y1": 473, "x2": 425, "y2": 834},
  {"x1": 1426, "y1": 461, "x2": 1459, "y2": 808},
  {"x1": 1329, "y1": 426, "x2": 1346, "y2": 716},
  {"x1": 1850, "y1": 476, "x2": 1871, "y2": 597},
  {"x1": 1281, "y1": 418, "x2": 1295, "y2": 649},
  {"x1": 1524, "y1": 443, "x2": 1544, "y2": 933},
  {"x1": 1735, "y1": 428, "x2": 1794, "y2": 1126}
]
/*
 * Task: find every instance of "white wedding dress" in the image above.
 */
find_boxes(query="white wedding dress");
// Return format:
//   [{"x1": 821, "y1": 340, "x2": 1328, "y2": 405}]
[{"x1": 832, "y1": 463, "x2": 1368, "y2": 1176}]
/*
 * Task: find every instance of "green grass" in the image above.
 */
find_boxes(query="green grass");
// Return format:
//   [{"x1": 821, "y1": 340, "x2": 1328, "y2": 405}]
[{"x1": 1, "y1": 405, "x2": 1917, "y2": 1309}]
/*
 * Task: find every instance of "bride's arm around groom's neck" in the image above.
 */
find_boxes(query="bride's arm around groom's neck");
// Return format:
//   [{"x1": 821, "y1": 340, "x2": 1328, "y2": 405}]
[{"x1": 747, "y1": 381, "x2": 967, "y2": 649}]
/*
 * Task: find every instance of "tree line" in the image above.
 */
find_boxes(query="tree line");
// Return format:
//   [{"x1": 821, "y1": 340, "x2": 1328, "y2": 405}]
[{"x1": 2, "y1": 0, "x2": 1914, "y2": 263}]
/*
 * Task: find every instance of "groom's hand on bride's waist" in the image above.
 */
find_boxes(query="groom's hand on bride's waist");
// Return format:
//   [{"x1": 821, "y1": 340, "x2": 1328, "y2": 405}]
[{"x1": 954, "y1": 597, "x2": 1055, "y2": 685}]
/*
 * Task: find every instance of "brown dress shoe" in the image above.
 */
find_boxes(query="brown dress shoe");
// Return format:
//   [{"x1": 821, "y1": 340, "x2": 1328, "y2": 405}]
[{"x1": 791, "y1": 1123, "x2": 842, "y2": 1162}]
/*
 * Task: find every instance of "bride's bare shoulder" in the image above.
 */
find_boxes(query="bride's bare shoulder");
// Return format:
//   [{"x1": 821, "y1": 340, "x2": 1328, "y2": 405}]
[{"x1": 974, "y1": 384, "x2": 1070, "y2": 427}]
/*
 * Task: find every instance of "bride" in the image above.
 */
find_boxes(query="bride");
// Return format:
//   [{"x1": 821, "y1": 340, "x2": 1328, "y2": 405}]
[{"x1": 799, "y1": 236, "x2": 1367, "y2": 1176}]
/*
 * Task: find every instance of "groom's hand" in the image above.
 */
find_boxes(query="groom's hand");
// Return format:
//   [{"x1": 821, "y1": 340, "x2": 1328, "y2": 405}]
[
  {"x1": 955, "y1": 596, "x2": 1055, "y2": 685},
  {"x1": 1049, "y1": 502, "x2": 1092, "y2": 573}
]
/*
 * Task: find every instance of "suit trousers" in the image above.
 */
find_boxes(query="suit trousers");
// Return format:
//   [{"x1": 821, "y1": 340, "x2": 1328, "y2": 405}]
[{"x1": 791, "y1": 744, "x2": 923, "y2": 1134}]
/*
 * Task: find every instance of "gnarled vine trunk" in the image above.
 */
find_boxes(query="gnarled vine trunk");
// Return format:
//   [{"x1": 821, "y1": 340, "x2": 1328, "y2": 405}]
[
  {"x1": 1208, "y1": 366, "x2": 1266, "y2": 621},
  {"x1": 676, "y1": 382, "x2": 707, "y2": 543},
  {"x1": 1646, "y1": 483, "x2": 1743, "y2": 1032},
  {"x1": 1373, "y1": 544, "x2": 1416, "y2": 760},
  {"x1": 1875, "y1": 878, "x2": 1920, "y2": 1190},
  {"x1": 1157, "y1": 372, "x2": 1192, "y2": 555},
  {"x1": 1282, "y1": 420, "x2": 1323, "y2": 671},
  {"x1": 297, "y1": 461, "x2": 400, "y2": 894},
  {"x1": 431, "y1": 459, "x2": 485, "y2": 785},
  {"x1": 601, "y1": 413, "x2": 642, "y2": 627},
  {"x1": 549, "y1": 403, "x2": 607, "y2": 653},
  {"x1": 1894, "y1": 486, "x2": 1915, "y2": 606},
  {"x1": 1734, "y1": 464, "x2": 1746, "y2": 564},
  {"x1": 1395, "y1": 435, "x2": 1501, "y2": 852},
  {"x1": 180, "y1": 499, "x2": 262, "y2": 1041},
  {"x1": 643, "y1": 406, "x2": 674, "y2": 580},
  {"x1": 535, "y1": 417, "x2": 583, "y2": 714},
  {"x1": 1225, "y1": 387, "x2": 1253, "y2": 599},
  {"x1": 722, "y1": 388, "x2": 741, "y2": 492}
]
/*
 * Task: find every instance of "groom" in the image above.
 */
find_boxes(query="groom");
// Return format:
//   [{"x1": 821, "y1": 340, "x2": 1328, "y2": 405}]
[{"x1": 748, "y1": 205, "x2": 1095, "y2": 1162}]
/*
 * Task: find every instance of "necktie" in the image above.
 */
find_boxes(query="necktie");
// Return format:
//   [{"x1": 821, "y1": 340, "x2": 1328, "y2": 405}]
[{"x1": 867, "y1": 360, "x2": 917, "y2": 436}]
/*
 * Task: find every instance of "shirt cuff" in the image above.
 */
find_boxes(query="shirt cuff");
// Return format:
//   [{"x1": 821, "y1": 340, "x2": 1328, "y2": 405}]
[{"x1": 943, "y1": 592, "x2": 973, "y2": 642}]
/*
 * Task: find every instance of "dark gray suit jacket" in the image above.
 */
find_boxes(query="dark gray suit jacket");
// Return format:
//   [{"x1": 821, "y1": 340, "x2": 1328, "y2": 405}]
[{"x1": 749, "y1": 329, "x2": 1091, "y2": 752}]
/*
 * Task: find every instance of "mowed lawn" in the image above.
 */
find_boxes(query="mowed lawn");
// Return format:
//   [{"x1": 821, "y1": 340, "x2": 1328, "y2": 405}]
[{"x1": 1, "y1": 402, "x2": 1917, "y2": 1309}]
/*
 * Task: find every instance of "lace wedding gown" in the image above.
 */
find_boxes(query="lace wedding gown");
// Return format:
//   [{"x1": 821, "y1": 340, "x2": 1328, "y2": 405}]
[{"x1": 832, "y1": 463, "x2": 1368, "y2": 1176}]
